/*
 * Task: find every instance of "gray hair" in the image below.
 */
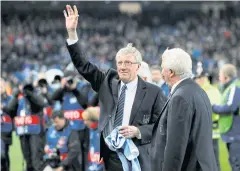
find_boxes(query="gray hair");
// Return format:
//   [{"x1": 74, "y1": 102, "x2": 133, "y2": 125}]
[
  {"x1": 220, "y1": 64, "x2": 237, "y2": 79},
  {"x1": 138, "y1": 61, "x2": 152, "y2": 83},
  {"x1": 116, "y1": 43, "x2": 142, "y2": 63},
  {"x1": 162, "y1": 48, "x2": 193, "y2": 79}
]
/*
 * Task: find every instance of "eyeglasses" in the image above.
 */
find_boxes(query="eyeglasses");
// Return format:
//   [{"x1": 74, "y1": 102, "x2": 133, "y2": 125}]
[{"x1": 117, "y1": 61, "x2": 140, "y2": 67}]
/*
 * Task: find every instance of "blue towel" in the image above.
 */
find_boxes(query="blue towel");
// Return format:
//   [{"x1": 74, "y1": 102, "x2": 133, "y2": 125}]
[{"x1": 104, "y1": 127, "x2": 141, "y2": 171}]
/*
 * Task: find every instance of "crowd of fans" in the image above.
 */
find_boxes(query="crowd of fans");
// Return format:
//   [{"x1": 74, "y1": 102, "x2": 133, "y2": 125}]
[
  {"x1": 1, "y1": 3, "x2": 240, "y2": 171},
  {"x1": 1, "y1": 10, "x2": 240, "y2": 86}
]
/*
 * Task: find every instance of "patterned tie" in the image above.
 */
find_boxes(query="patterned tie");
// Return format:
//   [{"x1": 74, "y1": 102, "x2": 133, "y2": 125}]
[
  {"x1": 168, "y1": 92, "x2": 172, "y2": 99},
  {"x1": 114, "y1": 84, "x2": 127, "y2": 128}
]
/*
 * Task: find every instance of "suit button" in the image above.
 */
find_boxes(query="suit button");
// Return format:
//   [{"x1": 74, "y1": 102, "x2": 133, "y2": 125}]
[{"x1": 108, "y1": 114, "x2": 111, "y2": 118}]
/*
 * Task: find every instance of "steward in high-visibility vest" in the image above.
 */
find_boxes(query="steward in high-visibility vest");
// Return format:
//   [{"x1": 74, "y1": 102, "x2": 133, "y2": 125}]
[
  {"x1": 213, "y1": 79, "x2": 240, "y2": 138},
  {"x1": 200, "y1": 79, "x2": 222, "y2": 139},
  {"x1": 212, "y1": 64, "x2": 240, "y2": 171},
  {"x1": 194, "y1": 70, "x2": 222, "y2": 170}
]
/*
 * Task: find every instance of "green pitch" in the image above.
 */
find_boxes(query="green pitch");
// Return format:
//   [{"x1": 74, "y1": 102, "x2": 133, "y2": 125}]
[{"x1": 9, "y1": 133, "x2": 231, "y2": 171}]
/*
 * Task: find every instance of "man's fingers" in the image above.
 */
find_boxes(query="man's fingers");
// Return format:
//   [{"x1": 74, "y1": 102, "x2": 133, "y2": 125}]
[
  {"x1": 74, "y1": 15, "x2": 79, "y2": 24},
  {"x1": 63, "y1": 10, "x2": 68, "y2": 18},
  {"x1": 73, "y1": 5, "x2": 78, "y2": 16},
  {"x1": 119, "y1": 125, "x2": 128, "y2": 131},
  {"x1": 68, "y1": 5, "x2": 74, "y2": 16},
  {"x1": 66, "y1": 5, "x2": 70, "y2": 16},
  {"x1": 66, "y1": 4, "x2": 73, "y2": 16}
]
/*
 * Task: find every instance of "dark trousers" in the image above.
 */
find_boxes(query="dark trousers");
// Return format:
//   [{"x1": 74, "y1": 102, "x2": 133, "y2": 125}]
[
  {"x1": 213, "y1": 139, "x2": 220, "y2": 171},
  {"x1": 20, "y1": 134, "x2": 46, "y2": 171},
  {"x1": 78, "y1": 128, "x2": 90, "y2": 171},
  {"x1": 226, "y1": 142, "x2": 240, "y2": 171},
  {"x1": 106, "y1": 152, "x2": 123, "y2": 171},
  {"x1": 1, "y1": 139, "x2": 10, "y2": 171}
]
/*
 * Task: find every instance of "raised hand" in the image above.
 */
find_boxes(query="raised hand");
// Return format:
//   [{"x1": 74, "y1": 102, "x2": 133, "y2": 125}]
[{"x1": 63, "y1": 5, "x2": 79, "y2": 39}]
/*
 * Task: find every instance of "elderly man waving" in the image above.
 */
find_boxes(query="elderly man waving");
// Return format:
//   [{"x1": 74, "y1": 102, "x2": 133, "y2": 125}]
[{"x1": 63, "y1": 5, "x2": 166, "y2": 171}]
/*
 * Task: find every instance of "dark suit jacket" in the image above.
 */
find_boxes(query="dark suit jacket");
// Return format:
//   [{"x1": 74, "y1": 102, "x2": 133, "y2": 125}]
[
  {"x1": 67, "y1": 42, "x2": 166, "y2": 171},
  {"x1": 151, "y1": 78, "x2": 218, "y2": 171}
]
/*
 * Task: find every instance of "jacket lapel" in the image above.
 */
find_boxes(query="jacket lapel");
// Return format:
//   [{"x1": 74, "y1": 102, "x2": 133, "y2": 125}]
[
  {"x1": 129, "y1": 77, "x2": 146, "y2": 124},
  {"x1": 155, "y1": 78, "x2": 192, "y2": 124},
  {"x1": 111, "y1": 78, "x2": 120, "y2": 105}
]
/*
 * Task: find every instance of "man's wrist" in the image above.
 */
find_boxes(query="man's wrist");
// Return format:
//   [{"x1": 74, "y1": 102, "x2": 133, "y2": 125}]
[
  {"x1": 136, "y1": 128, "x2": 141, "y2": 139},
  {"x1": 67, "y1": 29, "x2": 78, "y2": 40}
]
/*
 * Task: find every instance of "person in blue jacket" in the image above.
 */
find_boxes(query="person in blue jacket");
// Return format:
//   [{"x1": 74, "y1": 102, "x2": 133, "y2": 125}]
[
  {"x1": 44, "y1": 110, "x2": 81, "y2": 171},
  {"x1": 150, "y1": 65, "x2": 170, "y2": 97}
]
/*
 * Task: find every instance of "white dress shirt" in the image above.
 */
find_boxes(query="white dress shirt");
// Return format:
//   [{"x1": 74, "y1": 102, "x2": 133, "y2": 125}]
[
  {"x1": 170, "y1": 77, "x2": 189, "y2": 94},
  {"x1": 119, "y1": 77, "x2": 138, "y2": 126},
  {"x1": 67, "y1": 38, "x2": 78, "y2": 45}
]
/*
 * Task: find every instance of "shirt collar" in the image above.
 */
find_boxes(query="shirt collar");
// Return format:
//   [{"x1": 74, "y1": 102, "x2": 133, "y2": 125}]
[
  {"x1": 170, "y1": 77, "x2": 189, "y2": 94},
  {"x1": 120, "y1": 77, "x2": 138, "y2": 92},
  {"x1": 158, "y1": 80, "x2": 165, "y2": 87}
]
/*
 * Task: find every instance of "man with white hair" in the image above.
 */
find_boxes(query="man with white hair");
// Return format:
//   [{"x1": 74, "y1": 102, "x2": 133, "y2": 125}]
[
  {"x1": 138, "y1": 61, "x2": 152, "y2": 83},
  {"x1": 63, "y1": 5, "x2": 166, "y2": 171},
  {"x1": 151, "y1": 48, "x2": 218, "y2": 171}
]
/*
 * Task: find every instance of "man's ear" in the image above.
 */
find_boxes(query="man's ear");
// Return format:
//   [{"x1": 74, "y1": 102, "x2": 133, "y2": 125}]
[{"x1": 169, "y1": 69, "x2": 175, "y2": 78}]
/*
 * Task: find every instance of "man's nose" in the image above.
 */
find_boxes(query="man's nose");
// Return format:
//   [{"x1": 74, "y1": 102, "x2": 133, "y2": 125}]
[{"x1": 119, "y1": 65, "x2": 127, "y2": 70}]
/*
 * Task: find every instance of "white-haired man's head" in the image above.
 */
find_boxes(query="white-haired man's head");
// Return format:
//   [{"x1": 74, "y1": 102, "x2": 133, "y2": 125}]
[
  {"x1": 116, "y1": 43, "x2": 142, "y2": 83},
  {"x1": 138, "y1": 61, "x2": 152, "y2": 83},
  {"x1": 161, "y1": 48, "x2": 193, "y2": 87}
]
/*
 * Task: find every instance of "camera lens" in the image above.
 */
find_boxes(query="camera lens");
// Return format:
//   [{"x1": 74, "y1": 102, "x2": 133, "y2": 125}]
[{"x1": 67, "y1": 79, "x2": 73, "y2": 85}]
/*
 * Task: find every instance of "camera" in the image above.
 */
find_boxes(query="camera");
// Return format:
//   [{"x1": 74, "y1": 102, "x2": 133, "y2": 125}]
[
  {"x1": 52, "y1": 75, "x2": 62, "y2": 84},
  {"x1": 22, "y1": 83, "x2": 34, "y2": 96},
  {"x1": 44, "y1": 149, "x2": 61, "y2": 168},
  {"x1": 66, "y1": 76, "x2": 74, "y2": 85},
  {"x1": 38, "y1": 79, "x2": 48, "y2": 88}
]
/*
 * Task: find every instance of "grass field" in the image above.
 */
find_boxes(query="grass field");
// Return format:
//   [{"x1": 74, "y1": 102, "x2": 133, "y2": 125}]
[{"x1": 9, "y1": 133, "x2": 231, "y2": 171}]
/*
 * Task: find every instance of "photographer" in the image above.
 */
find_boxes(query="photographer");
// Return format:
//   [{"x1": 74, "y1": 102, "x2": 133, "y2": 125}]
[
  {"x1": 1, "y1": 78, "x2": 13, "y2": 171},
  {"x1": 37, "y1": 78, "x2": 54, "y2": 130},
  {"x1": 44, "y1": 110, "x2": 81, "y2": 171},
  {"x1": 51, "y1": 71, "x2": 90, "y2": 171},
  {"x1": 4, "y1": 83, "x2": 46, "y2": 171}
]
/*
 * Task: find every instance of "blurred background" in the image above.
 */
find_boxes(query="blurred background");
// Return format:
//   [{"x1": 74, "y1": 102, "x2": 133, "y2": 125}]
[{"x1": 1, "y1": 1, "x2": 240, "y2": 171}]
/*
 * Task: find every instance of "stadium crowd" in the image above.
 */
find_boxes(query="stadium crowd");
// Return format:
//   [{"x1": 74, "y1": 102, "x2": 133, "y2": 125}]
[{"x1": 1, "y1": 3, "x2": 240, "y2": 171}]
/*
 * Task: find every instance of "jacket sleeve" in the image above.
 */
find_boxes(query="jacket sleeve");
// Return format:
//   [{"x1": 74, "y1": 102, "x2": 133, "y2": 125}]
[
  {"x1": 51, "y1": 88, "x2": 64, "y2": 102},
  {"x1": 137, "y1": 90, "x2": 167, "y2": 145},
  {"x1": 212, "y1": 86, "x2": 240, "y2": 114},
  {"x1": 162, "y1": 95, "x2": 192, "y2": 171},
  {"x1": 60, "y1": 130, "x2": 81, "y2": 168},
  {"x1": 66, "y1": 42, "x2": 106, "y2": 92},
  {"x1": 88, "y1": 92, "x2": 99, "y2": 107},
  {"x1": 42, "y1": 93, "x2": 53, "y2": 106},
  {"x1": 24, "y1": 90, "x2": 45, "y2": 113},
  {"x1": 72, "y1": 88, "x2": 88, "y2": 109},
  {"x1": 2, "y1": 96, "x2": 18, "y2": 118}
]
